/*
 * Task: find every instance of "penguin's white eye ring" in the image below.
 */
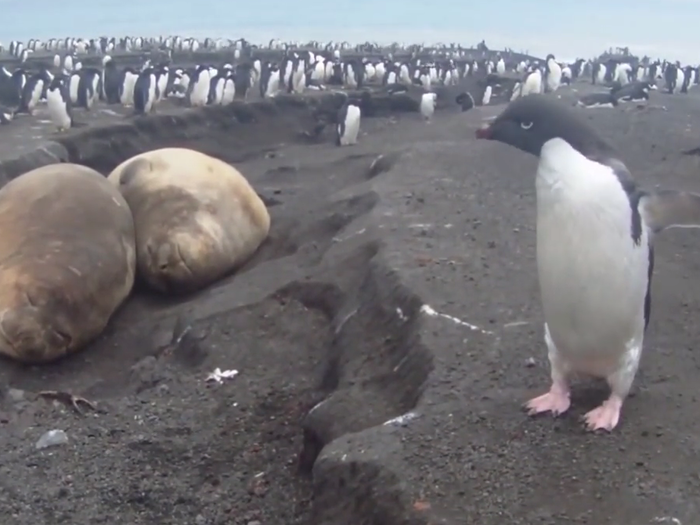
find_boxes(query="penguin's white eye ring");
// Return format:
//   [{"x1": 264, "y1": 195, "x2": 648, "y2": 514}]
[{"x1": 520, "y1": 121, "x2": 533, "y2": 130}]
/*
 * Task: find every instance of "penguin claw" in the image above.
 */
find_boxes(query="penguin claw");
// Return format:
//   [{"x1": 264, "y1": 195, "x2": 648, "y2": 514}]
[
  {"x1": 524, "y1": 388, "x2": 571, "y2": 417},
  {"x1": 582, "y1": 395, "x2": 623, "y2": 432}
]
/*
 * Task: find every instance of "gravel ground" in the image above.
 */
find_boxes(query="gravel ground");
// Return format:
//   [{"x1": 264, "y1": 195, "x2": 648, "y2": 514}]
[{"x1": 2, "y1": 82, "x2": 700, "y2": 525}]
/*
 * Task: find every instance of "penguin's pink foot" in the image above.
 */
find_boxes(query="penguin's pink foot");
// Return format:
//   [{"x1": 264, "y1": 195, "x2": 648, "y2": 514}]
[
  {"x1": 583, "y1": 395, "x2": 623, "y2": 432},
  {"x1": 524, "y1": 384, "x2": 571, "y2": 416}
]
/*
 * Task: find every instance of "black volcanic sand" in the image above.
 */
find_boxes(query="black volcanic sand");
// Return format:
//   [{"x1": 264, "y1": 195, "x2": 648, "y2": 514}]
[{"x1": 2, "y1": 84, "x2": 700, "y2": 525}]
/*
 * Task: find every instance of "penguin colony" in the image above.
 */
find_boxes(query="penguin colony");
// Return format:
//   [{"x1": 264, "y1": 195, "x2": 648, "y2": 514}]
[
  {"x1": 0, "y1": 36, "x2": 484, "y2": 137},
  {"x1": 0, "y1": 36, "x2": 699, "y2": 433},
  {"x1": 0, "y1": 37, "x2": 694, "y2": 141}
]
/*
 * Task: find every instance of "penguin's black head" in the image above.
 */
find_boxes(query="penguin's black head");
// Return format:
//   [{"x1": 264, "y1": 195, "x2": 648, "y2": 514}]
[{"x1": 475, "y1": 94, "x2": 612, "y2": 158}]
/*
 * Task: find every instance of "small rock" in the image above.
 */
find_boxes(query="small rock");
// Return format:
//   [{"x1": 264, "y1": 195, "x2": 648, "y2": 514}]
[
  {"x1": 525, "y1": 357, "x2": 536, "y2": 368},
  {"x1": 36, "y1": 429, "x2": 69, "y2": 450},
  {"x1": 7, "y1": 388, "x2": 25, "y2": 402},
  {"x1": 194, "y1": 514, "x2": 206, "y2": 525},
  {"x1": 248, "y1": 521, "x2": 261, "y2": 525}
]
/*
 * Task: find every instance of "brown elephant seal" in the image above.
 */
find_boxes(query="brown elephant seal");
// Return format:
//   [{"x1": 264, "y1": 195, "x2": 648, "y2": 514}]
[
  {"x1": 107, "y1": 147, "x2": 270, "y2": 294},
  {"x1": 0, "y1": 163, "x2": 136, "y2": 364}
]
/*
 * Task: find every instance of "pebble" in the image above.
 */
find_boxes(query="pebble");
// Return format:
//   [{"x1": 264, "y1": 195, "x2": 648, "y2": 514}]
[
  {"x1": 36, "y1": 429, "x2": 69, "y2": 450},
  {"x1": 7, "y1": 388, "x2": 25, "y2": 402},
  {"x1": 194, "y1": 514, "x2": 206, "y2": 525}
]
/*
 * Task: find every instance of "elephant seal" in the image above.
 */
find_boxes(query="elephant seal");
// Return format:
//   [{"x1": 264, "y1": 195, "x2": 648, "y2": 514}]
[
  {"x1": 0, "y1": 163, "x2": 136, "y2": 364},
  {"x1": 107, "y1": 147, "x2": 270, "y2": 294}
]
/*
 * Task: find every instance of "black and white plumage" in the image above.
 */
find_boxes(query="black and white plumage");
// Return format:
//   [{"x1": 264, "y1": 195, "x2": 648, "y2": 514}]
[
  {"x1": 455, "y1": 91, "x2": 475, "y2": 112},
  {"x1": 612, "y1": 81, "x2": 651, "y2": 103},
  {"x1": 76, "y1": 68, "x2": 101, "y2": 110},
  {"x1": 46, "y1": 76, "x2": 73, "y2": 132},
  {"x1": 475, "y1": 94, "x2": 700, "y2": 432},
  {"x1": 420, "y1": 92, "x2": 437, "y2": 122},
  {"x1": 16, "y1": 73, "x2": 44, "y2": 115},
  {"x1": 576, "y1": 92, "x2": 618, "y2": 109},
  {"x1": 133, "y1": 67, "x2": 157, "y2": 115},
  {"x1": 336, "y1": 101, "x2": 361, "y2": 146}
]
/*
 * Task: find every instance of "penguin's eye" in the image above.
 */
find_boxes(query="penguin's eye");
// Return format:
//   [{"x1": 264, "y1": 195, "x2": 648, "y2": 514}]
[{"x1": 520, "y1": 121, "x2": 533, "y2": 130}]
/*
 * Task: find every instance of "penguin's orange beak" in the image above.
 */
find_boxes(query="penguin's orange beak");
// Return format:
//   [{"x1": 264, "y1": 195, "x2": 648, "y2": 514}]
[{"x1": 475, "y1": 124, "x2": 492, "y2": 139}]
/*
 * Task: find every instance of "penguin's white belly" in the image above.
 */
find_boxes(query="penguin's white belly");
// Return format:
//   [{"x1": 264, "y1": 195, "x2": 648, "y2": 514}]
[{"x1": 536, "y1": 139, "x2": 648, "y2": 376}]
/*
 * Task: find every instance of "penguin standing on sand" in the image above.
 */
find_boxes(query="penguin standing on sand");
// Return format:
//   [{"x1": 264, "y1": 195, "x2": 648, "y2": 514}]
[
  {"x1": 189, "y1": 65, "x2": 210, "y2": 107},
  {"x1": 133, "y1": 67, "x2": 157, "y2": 115},
  {"x1": 16, "y1": 73, "x2": 44, "y2": 115},
  {"x1": 336, "y1": 100, "x2": 361, "y2": 146},
  {"x1": 521, "y1": 67, "x2": 543, "y2": 97},
  {"x1": 544, "y1": 54, "x2": 562, "y2": 93},
  {"x1": 46, "y1": 76, "x2": 73, "y2": 132},
  {"x1": 420, "y1": 92, "x2": 437, "y2": 122},
  {"x1": 76, "y1": 68, "x2": 100, "y2": 110},
  {"x1": 475, "y1": 94, "x2": 700, "y2": 432}
]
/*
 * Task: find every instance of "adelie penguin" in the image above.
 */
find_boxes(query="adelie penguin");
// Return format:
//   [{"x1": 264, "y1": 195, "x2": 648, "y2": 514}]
[
  {"x1": 46, "y1": 76, "x2": 74, "y2": 132},
  {"x1": 336, "y1": 100, "x2": 361, "y2": 146},
  {"x1": 133, "y1": 67, "x2": 157, "y2": 115},
  {"x1": 420, "y1": 92, "x2": 437, "y2": 123},
  {"x1": 16, "y1": 72, "x2": 46, "y2": 115},
  {"x1": 76, "y1": 68, "x2": 100, "y2": 110},
  {"x1": 612, "y1": 81, "x2": 651, "y2": 104},
  {"x1": 475, "y1": 94, "x2": 700, "y2": 432}
]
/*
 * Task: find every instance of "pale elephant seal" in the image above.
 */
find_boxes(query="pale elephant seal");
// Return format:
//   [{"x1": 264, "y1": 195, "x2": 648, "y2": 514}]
[
  {"x1": 0, "y1": 163, "x2": 136, "y2": 364},
  {"x1": 107, "y1": 147, "x2": 270, "y2": 294}
]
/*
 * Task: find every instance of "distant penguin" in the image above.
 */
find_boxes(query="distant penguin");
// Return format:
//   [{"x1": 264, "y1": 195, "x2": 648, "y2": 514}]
[
  {"x1": 47, "y1": 77, "x2": 73, "y2": 132},
  {"x1": 592, "y1": 62, "x2": 607, "y2": 85},
  {"x1": 134, "y1": 67, "x2": 157, "y2": 115},
  {"x1": 521, "y1": 68, "x2": 542, "y2": 97},
  {"x1": 455, "y1": 91, "x2": 475, "y2": 112},
  {"x1": 17, "y1": 74, "x2": 44, "y2": 115},
  {"x1": 613, "y1": 63, "x2": 633, "y2": 85},
  {"x1": 481, "y1": 85, "x2": 493, "y2": 105},
  {"x1": 260, "y1": 63, "x2": 281, "y2": 98},
  {"x1": 63, "y1": 54, "x2": 74, "y2": 72},
  {"x1": 496, "y1": 57, "x2": 506, "y2": 75},
  {"x1": 420, "y1": 92, "x2": 437, "y2": 122},
  {"x1": 221, "y1": 71, "x2": 237, "y2": 104},
  {"x1": 155, "y1": 66, "x2": 169, "y2": 102},
  {"x1": 67, "y1": 72, "x2": 81, "y2": 104},
  {"x1": 102, "y1": 58, "x2": 121, "y2": 103},
  {"x1": 189, "y1": 65, "x2": 210, "y2": 107},
  {"x1": 544, "y1": 55, "x2": 562, "y2": 93},
  {"x1": 118, "y1": 68, "x2": 139, "y2": 106},
  {"x1": 561, "y1": 65, "x2": 572, "y2": 85},
  {"x1": 76, "y1": 68, "x2": 100, "y2": 110},
  {"x1": 208, "y1": 72, "x2": 227, "y2": 105},
  {"x1": 336, "y1": 101, "x2": 361, "y2": 146}
]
